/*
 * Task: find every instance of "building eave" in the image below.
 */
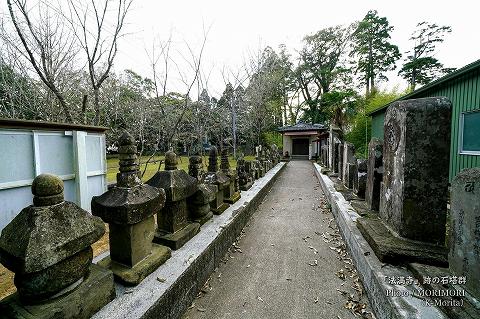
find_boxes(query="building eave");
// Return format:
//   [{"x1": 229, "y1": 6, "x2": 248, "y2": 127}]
[{"x1": 367, "y1": 58, "x2": 480, "y2": 116}]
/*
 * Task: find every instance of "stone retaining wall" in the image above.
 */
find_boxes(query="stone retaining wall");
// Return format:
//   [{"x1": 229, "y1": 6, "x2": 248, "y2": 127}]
[{"x1": 92, "y1": 162, "x2": 287, "y2": 319}]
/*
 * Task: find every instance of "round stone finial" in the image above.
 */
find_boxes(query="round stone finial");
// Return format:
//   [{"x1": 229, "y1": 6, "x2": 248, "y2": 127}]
[
  {"x1": 118, "y1": 131, "x2": 135, "y2": 146},
  {"x1": 165, "y1": 151, "x2": 178, "y2": 170},
  {"x1": 32, "y1": 174, "x2": 64, "y2": 206}
]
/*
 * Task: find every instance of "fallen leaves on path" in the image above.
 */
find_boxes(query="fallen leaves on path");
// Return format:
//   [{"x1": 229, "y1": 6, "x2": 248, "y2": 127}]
[{"x1": 326, "y1": 221, "x2": 376, "y2": 319}]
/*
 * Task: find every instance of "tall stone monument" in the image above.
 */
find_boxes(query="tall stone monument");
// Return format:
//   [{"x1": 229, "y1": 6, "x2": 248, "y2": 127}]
[
  {"x1": 92, "y1": 132, "x2": 171, "y2": 285},
  {"x1": 328, "y1": 125, "x2": 341, "y2": 169},
  {"x1": 342, "y1": 142, "x2": 356, "y2": 188},
  {"x1": 450, "y1": 168, "x2": 480, "y2": 299},
  {"x1": 187, "y1": 154, "x2": 215, "y2": 225},
  {"x1": 365, "y1": 138, "x2": 383, "y2": 211},
  {"x1": 220, "y1": 148, "x2": 241, "y2": 204},
  {"x1": 336, "y1": 143, "x2": 344, "y2": 177},
  {"x1": 254, "y1": 158, "x2": 265, "y2": 177},
  {"x1": 358, "y1": 97, "x2": 451, "y2": 265},
  {"x1": 245, "y1": 160, "x2": 257, "y2": 181},
  {"x1": 380, "y1": 98, "x2": 451, "y2": 244},
  {"x1": 203, "y1": 146, "x2": 230, "y2": 214},
  {"x1": 0, "y1": 174, "x2": 115, "y2": 318},
  {"x1": 409, "y1": 168, "x2": 480, "y2": 319},
  {"x1": 237, "y1": 155, "x2": 253, "y2": 191},
  {"x1": 353, "y1": 159, "x2": 367, "y2": 198},
  {"x1": 147, "y1": 151, "x2": 200, "y2": 249}
]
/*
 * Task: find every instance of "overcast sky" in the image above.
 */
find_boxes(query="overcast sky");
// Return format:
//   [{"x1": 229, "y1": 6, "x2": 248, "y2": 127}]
[{"x1": 112, "y1": 0, "x2": 480, "y2": 98}]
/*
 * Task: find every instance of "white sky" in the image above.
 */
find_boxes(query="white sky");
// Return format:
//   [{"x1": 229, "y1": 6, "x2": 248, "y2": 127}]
[
  {"x1": 113, "y1": 0, "x2": 480, "y2": 98},
  {"x1": 4, "y1": 0, "x2": 477, "y2": 98}
]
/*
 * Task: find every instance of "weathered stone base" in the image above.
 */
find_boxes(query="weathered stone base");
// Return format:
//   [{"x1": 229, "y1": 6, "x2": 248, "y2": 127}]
[
  {"x1": 154, "y1": 223, "x2": 200, "y2": 250},
  {"x1": 194, "y1": 211, "x2": 213, "y2": 225},
  {"x1": 0, "y1": 264, "x2": 115, "y2": 319},
  {"x1": 357, "y1": 217, "x2": 448, "y2": 266},
  {"x1": 240, "y1": 182, "x2": 253, "y2": 191},
  {"x1": 314, "y1": 163, "x2": 448, "y2": 319},
  {"x1": 408, "y1": 263, "x2": 480, "y2": 319},
  {"x1": 98, "y1": 244, "x2": 171, "y2": 286},
  {"x1": 224, "y1": 191, "x2": 240, "y2": 204},
  {"x1": 211, "y1": 203, "x2": 229, "y2": 215}
]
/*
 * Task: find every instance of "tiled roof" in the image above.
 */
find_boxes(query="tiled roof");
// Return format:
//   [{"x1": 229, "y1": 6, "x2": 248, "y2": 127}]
[{"x1": 277, "y1": 122, "x2": 326, "y2": 132}]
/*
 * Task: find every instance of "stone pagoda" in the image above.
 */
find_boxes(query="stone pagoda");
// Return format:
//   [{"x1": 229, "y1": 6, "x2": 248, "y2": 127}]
[
  {"x1": 147, "y1": 151, "x2": 200, "y2": 249},
  {"x1": 244, "y1": 160, "x2": 257, "y2": 181},
  {"x1": 220, "y1": 148, "x2": 240, "y2": 204},
  {"x1": 91, "y1": 132, "x2": 171, "y2": 285},
  {"x1": 0, "y1": 174, "x2": 114, "y2": 319},
  {"x1": 187, "y1": 154, "x2": 216, "y2": 225},
  {"x1": 203, "y1": 146, "x2": 230, "y2": 214},
  {"x1": 237, "y1": 155, "x2": 253, "y2": 191}
]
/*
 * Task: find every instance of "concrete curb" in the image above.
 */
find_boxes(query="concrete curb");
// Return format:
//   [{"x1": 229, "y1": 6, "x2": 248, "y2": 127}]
[
  {"x1": 92, "y1": 162, "x2": 287, "y2": 319},
  {"x1": 313, "y1": 163, "x2": 448, "y2": 319}
]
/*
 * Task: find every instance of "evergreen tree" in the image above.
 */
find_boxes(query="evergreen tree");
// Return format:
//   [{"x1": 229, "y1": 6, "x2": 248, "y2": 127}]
[
  {"x1": 399, "y1": 22, "x2": 454, "y2": 90},
  {"x1": 351, "y1": 10, "x2": 401, "y2": 96}
]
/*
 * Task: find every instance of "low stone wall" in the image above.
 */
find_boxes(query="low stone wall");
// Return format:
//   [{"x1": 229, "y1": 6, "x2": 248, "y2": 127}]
[
  {"x1": 92, "y1": 162, "x2": 287, "y2": 319},
  {"x1": 313, "y1": 163, "x2": 448, "y2": 319}
]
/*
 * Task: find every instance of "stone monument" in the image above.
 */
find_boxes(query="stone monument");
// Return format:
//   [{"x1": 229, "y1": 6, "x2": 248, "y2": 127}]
[
  {"x1": 203, "y1": 146, "x2": 230, "y2": 214},
  {"x1": 254, "y1": 158, "x2": 265, "y2": 178},
  {"x1": 328, "y1": 125, "x2": 341, "y2": 169},
  {"x1": 220, "y1": 148, "x2": 241, "y2": 204},
  {"x1": 365, "y1": 138, "x2": 383, "y2": 211},
  {"x1": 380, "y1": 97, "x2": 451, "y2": 244},
  {"x1": 187, "y1": 154, "x2": 216, "y2": 225},
  {"x1": 0, "y1": 174, "x2": 115, "y2": 318},
  {"x1": 336, "y1": 142, "x2": 344, "y2": 177},
  {"x1": 353, "y1": 159, "x2": 367, "y2": 198},
  {"x1": 147, "y1": 151, "x2": 200, "y2": 249},
  {"x1": 245, "y1": 160, "x2": 257, "y2": 182},
  {"x1": 358, "y1": 97, "x2": 451, "y2": 265},
  {"x1": 92, "y1": 132, "x2": 171, "y2": 285},
  {"x1": 409, "y1": 168, "x2": 480, "y2": 319},
  {"x1": 342, "y1": 142, "x2": 356, "y2": 188},
  {"x1": 237, "y1": 155, "x2": 253, "y2": 191}
]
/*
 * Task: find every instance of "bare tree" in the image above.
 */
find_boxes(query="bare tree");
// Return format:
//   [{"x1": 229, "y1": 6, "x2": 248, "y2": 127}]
[
  {"x1": 5, "y1": 0, "x2": 79, "y2": 122},
  {"x1": 67, "y1": 0, "x2": 132, "y2": 125}
]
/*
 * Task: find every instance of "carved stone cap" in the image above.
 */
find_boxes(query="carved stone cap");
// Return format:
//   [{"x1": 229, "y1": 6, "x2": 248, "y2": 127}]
[{"x1": 32, "y1": 174, "x2": 64, "y2": 206}]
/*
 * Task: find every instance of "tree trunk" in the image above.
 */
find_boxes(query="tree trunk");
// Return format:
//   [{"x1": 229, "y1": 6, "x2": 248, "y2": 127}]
[{"x1": 93, "y1": 87, "x2": 100, "y2": 125}]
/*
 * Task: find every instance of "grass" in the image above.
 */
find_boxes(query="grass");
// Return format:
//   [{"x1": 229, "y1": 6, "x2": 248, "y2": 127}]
[{"x1": 107, "y1": 155, "x2": 255, "y2": 183}]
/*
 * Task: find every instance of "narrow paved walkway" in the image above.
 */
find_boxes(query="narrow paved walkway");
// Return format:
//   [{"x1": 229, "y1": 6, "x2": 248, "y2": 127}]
[{"x1": 183, "y1": 161, "x2": 372, "y2": 319}]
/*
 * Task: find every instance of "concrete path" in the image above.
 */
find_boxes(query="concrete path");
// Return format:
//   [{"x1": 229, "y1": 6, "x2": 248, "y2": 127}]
[{"x1": 183, "y1": 161, "x2": 372, "y2": 319}]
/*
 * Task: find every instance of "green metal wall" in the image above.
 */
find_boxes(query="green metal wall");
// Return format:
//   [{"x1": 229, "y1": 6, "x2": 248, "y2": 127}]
[
  {"x1": 371, "y1": 68, "x2": 480, "y2": 181},
  {"x1": 371, "y1": 112, "x2": 385, "y2": 140}
]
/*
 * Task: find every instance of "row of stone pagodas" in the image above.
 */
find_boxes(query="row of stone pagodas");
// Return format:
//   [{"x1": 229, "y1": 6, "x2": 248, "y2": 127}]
[{"x1": 0, "y1": 135, "x2": 279, "y2": 319}]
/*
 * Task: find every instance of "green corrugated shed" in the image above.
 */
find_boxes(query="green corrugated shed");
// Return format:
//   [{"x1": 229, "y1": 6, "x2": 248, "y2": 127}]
[{"x1": 367, "y1": 59, "x2": 480, "y2": 181}]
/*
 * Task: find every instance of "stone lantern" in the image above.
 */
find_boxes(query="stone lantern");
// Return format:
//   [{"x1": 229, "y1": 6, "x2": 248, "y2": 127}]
[
  {"x1": 91, "y1": 132, "x2": 171, "y2": 285},
  {"x1": 147, "y1": 151, "x2": 200, "y2": 249},
  {"x1": 0, "y1": 174, "x2": 114, "y2": 318}
]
